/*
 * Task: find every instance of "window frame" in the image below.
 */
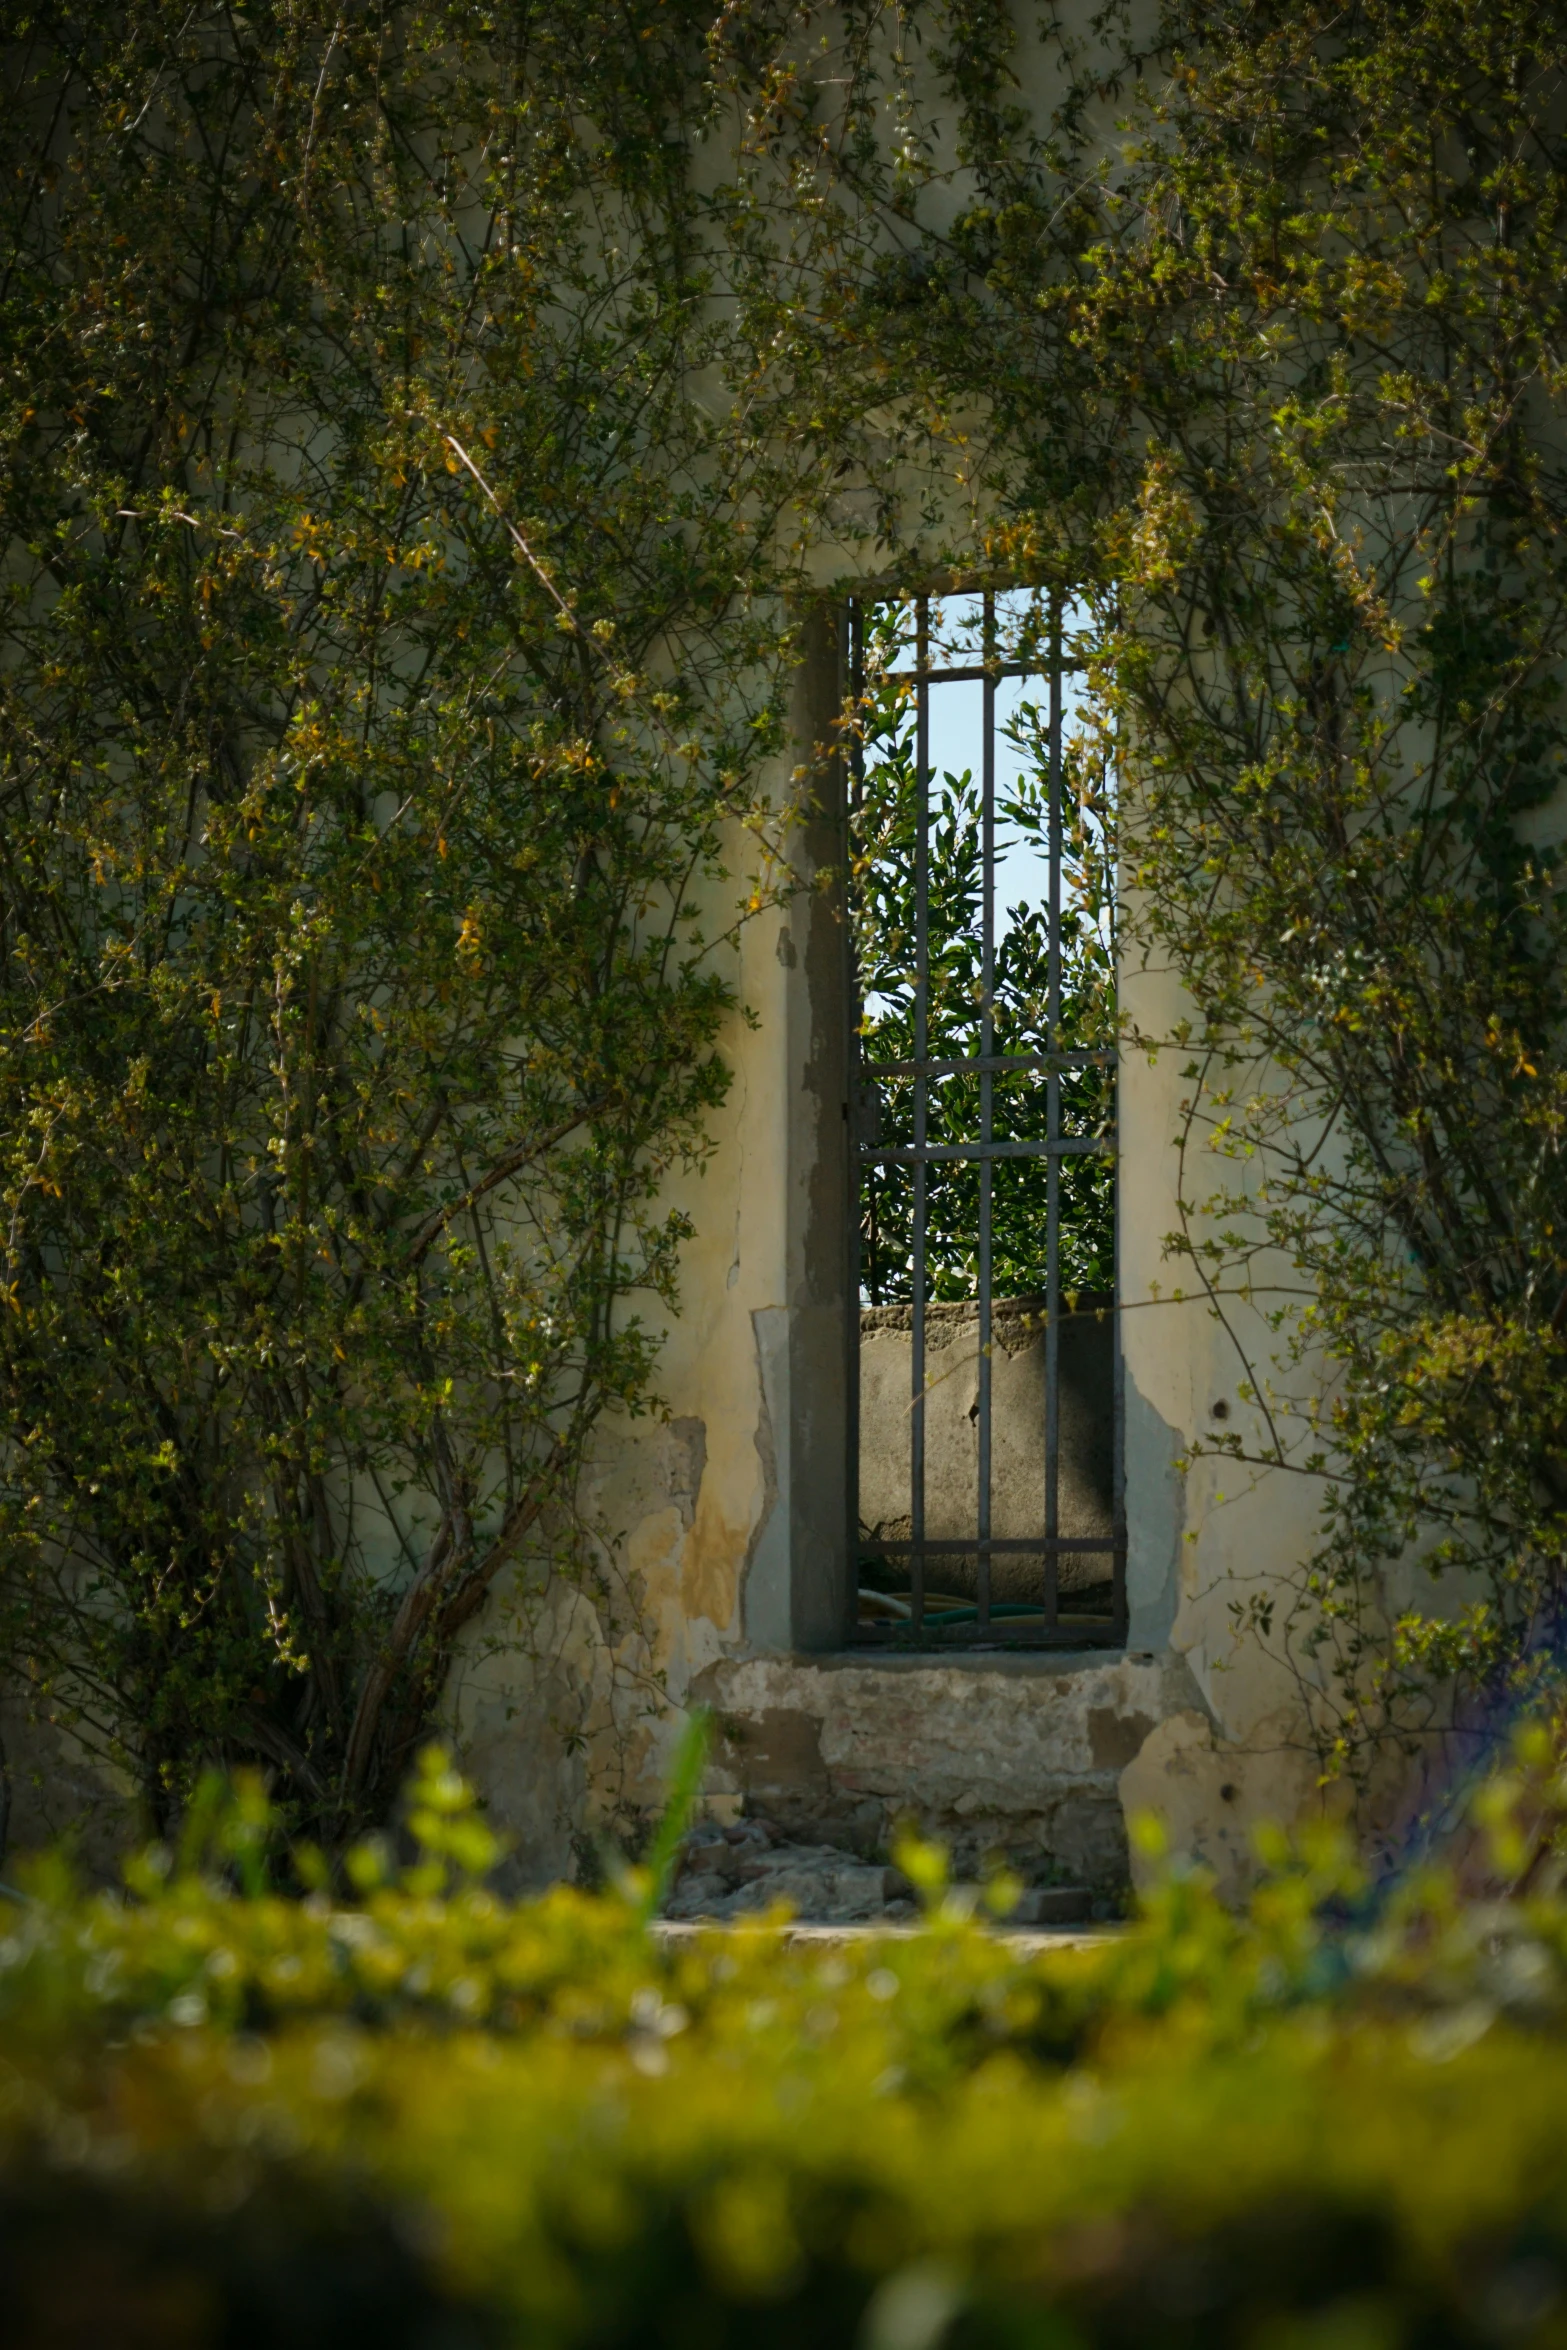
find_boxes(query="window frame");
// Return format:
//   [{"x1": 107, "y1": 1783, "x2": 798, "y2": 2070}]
[{"x1": 843, "y1": 589, "x2": 1127, "y2": 1651}]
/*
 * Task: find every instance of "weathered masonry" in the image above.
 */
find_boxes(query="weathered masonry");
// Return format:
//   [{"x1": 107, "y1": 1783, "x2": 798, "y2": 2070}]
[
  {"x1": 5, "y1": 0, "x2": 1547, "y2": 1899},
  {"x1": 434, "y1": 13, "x2": 1362, "y2": 1908},
  {"x1": 448, "y1": 582, "x2": 1335, "y2": 1904}
]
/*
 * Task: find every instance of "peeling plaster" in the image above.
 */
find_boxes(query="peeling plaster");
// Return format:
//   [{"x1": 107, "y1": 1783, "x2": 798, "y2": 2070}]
[
  {"x1": 739, "y1": 1305, "x2": 786, "y2": 1651},
  {"x1": 693, "y1": 1649, "x2": 1206, "y2": 1891},
  {"x1": 435, "y1": 530, "x2": 1346, "y2": 1902}
]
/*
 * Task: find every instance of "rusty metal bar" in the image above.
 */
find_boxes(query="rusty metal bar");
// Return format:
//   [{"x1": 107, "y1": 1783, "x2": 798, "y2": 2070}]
[
  {"x1": 910, "y1": 597, "x2": 929, "y2": 1632},
  {"x1": 977, "y1": 593, "x2": 995, "y2": 1633},
  {"x1": 1044, "y1": 598, "x2": 1063, "y2": 1635},
  {"x1": 845, "y1": 600, "x2": 864, "y2": 1643}
]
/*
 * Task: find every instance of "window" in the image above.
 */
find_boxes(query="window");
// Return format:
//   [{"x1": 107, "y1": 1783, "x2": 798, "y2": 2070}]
[{"x1": 846, "y1": 591, "x2": 1124, "y2": 1647}]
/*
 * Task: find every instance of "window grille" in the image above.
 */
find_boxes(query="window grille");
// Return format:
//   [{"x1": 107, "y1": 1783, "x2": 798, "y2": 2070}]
[{"x1": 846, "y1": 591, "x2": 1125, "y2": 1647}]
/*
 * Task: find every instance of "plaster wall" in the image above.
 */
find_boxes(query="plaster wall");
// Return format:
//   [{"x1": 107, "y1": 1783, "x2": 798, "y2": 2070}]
[
  {"x1": 442, "y1": 4, "x2": 1357, "y2": 1900},
  {"x1": 1113, "y1": 943, "x2": 1338, "y2": 1896},
  {"x1": 445, "y1": 613, "x2": 1337, "y2": 1904},
  {"x1": 693, "y1": 1648, "x2": 1203, "y2": 1894},
  {"x1": 445, "y1": 610, "x2": 858, "y2": 1879},
  {"x1": 1, "y1": 2, "x2": 1480, "y2": 1900}
]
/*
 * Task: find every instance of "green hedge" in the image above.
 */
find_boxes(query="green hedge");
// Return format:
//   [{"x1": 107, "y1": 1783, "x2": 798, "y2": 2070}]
[{"x1": 3, "y1": 1746, "x2": 1567, "y2": 2348}]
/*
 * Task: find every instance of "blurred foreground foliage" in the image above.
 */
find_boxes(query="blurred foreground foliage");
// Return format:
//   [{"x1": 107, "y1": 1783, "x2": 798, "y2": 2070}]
[{"x1": 7, "y1": 1741, "x2": 1567, "y2": 2345}]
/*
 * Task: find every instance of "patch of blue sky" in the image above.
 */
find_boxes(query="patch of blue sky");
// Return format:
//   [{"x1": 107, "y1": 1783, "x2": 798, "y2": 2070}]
[
  {"x1": 923, "y1": 668, "x2": 1098, "y2": 935},
  {"x1": 862, "y1": 593, "x2": 1108, "y2": 1027}
]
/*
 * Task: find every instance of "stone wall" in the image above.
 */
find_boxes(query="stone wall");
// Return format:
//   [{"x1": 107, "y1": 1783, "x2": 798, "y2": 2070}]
[
  {"x1": 7, "y1": 0, "x2": 1391, "y2": 1903},
  {"x1": 693, "y1": 1647, "x2": 1202, "y2": 1894},
  {"x1": 429, "y1": 603, "x2": 1331, "y2": 1911},
  {"x1": 434, "y1": 12, "x2": 1358, "y2": 1899},
  {"x1": 858, "y1": 1295, "x2": 1114, "y2": 1602}
]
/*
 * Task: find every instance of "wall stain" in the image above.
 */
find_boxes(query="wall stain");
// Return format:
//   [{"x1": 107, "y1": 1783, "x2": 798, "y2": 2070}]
[
  {"x1": 667, "y1": 1416, "x2": 707, "y2": 1532},
  {"x1": 1088, "y1": 1707, "x2": 1156, "y2": 1770},
  {"x1": 737, "y1": 1307, "x2": 781, "y2": 1643}
]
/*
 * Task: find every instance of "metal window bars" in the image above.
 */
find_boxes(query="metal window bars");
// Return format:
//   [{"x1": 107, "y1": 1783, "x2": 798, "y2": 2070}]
[{"x1": 846, "y1": 591, "x2": 1126, "y2": 1648}]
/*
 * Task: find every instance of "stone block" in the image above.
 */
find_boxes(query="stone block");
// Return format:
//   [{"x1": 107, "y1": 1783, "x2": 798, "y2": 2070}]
[
  {"x1": 698, "y1": 1649, "x2": 1203, "y2": 1895},
  {"x1": 1009, "y1": 1885, "x2": 1092, "y2": 1926}
]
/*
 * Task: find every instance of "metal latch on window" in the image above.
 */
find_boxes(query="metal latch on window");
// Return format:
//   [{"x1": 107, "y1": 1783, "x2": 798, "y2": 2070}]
[{"x1": 848, "y1": 1079, "x2": 881, "y2": 1148}]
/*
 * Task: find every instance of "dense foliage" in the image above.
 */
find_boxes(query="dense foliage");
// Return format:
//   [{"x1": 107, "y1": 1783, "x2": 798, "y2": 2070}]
[
  {"x1": 1087, "y1": 0, "x2": 1567, "y2": 1774},
  {"x1": 850, "y1": 596, "x2": 1117, "y2": 1303},
  {"x1": 7, "y1": 0, "x2": 1567, "y2": 1834},
  {"x1": 1067, "y1": 0, "x2": 1567, "y2": 1770},
  {"x1": 4, "y1": 1740, "x2": 1567, "y2": 2345},
  {"x1": 787, "y1": 0, "x2": 1567, "y2": 1772},
  {"x1": 0, "y1": 0, "x2": 842, "y2": 1841}
]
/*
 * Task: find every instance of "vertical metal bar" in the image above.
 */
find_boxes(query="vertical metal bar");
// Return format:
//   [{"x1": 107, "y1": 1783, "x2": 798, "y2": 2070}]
[
  {"x1": 1044, "y1": 599, "x2": 1062, "y2": 1632},
  {"x1": 1107, "y1": 624, "x2": 1127, "y2": 1647},
  {"x1": 977, "y1": 595, "x2": 994, "y2": 1632},
  {"x1": 1112, "y1": 1071, "x2": 1127, "y2": 1644},
  {"x1": 911, "y1": 598, "x2": 929, "y2": 1631},
  {"x1": 845, "y1": 601, "x2": 864, "y2": 1644}
]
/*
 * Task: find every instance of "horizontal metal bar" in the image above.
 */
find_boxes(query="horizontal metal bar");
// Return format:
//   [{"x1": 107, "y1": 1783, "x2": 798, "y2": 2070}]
[
  {"x1": 862, "y1": 1137, "x2": 1111, "y2": 1162},
  {"x1": 866, "y1": 1537, "x2": 1125, "y2": 1555},
  {"x1": 863, "y1": 1051, "x2": 1113, "y2": 1078},
  {"x1": 852, "y1": 1622, "x2": 1121, "y2": 1648},
  {"x1": 881, "y1": 661, "x2": 1086, "y2": 686}
]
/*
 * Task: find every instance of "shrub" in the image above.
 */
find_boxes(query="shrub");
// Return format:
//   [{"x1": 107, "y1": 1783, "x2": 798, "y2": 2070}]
[
  {"x1": 0, "y1": 0, "x2": 827, "y2": 1844},
  {"x1": 3, "y1": 1741, "x2": 1567, "y2": 2346}
]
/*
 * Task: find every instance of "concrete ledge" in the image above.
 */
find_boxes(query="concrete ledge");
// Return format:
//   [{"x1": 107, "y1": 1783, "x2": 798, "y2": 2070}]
[
  {"x1": 694, "y1": 1646, "x2": 1205, "y2": 1893},
  {"x1": 651, "y1": 1919, "x2": 1119, "y2": 1955},
  {"x1": 783, "y1": 1647, "x2": 1158, "y2": 1677}
]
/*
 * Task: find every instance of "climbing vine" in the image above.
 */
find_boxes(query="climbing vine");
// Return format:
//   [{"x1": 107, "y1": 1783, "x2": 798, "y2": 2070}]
[
  {"x1": 7, "y1": 0, "x2": 1567, "y2": 1836},
  {"x1": 734, "y1": 0, "x2": 1567, "y2": 1777},
  {"x1": 961, "y1": 0, "x2": 1567, "y2": 1774},
  {"x1": 1070, "y1": 0, "x2": 1567, "y2": 1775},
  {"x1": 0, "y1": 0, "x2": 848, "y2": 1840}
]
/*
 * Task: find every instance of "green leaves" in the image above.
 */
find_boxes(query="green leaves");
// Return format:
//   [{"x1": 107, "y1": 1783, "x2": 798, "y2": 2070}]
[
  {"x1": 890, "y1": 0, "x2": 1567, "y2": 1774},
  {"x1": 849, "y1": 599, "x2": 1117, "y2": 1304},
  {"x1": 9, "y1": 1747, "x2": 1567, "y2": 2342},
  {"x1": 0, "y1": 0, "x2": 834, "y2": 1841}
]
